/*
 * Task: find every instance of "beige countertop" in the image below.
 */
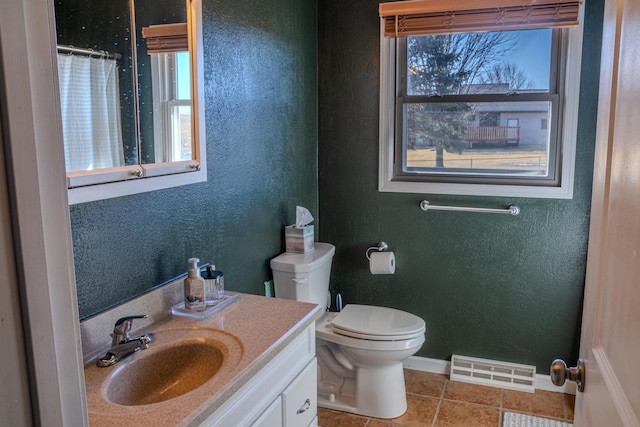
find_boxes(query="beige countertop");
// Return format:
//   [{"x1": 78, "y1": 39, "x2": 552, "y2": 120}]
[{"x1": 83, "y1": 293, "x2": 322, "y2": 426}]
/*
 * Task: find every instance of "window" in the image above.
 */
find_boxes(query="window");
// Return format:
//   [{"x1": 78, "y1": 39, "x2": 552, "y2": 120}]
[
  {"x1": 379, "y1": 0, "x2": 584, "y2": 199},
  {"x1": 150, "y1": 51, "x2": 192, "y2": 163},
  {"x1": 541, "y1": 118, "x2": 549, "y2": 129}
]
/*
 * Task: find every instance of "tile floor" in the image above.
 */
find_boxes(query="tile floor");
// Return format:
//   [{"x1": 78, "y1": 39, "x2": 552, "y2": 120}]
[{"x1": 318, "y1": 369, "x2": 575, "y2": 427}]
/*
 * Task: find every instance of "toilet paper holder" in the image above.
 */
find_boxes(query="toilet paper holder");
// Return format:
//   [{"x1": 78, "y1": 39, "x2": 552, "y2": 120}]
[{"x1": 365, "y1": 242, "x2": 389, "y2": 260}]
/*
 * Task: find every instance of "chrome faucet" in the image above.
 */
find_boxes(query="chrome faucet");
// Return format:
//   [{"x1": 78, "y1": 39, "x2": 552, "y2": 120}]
[{"x1": 96, "y1": 314, "x2": 155, "y2": 367}]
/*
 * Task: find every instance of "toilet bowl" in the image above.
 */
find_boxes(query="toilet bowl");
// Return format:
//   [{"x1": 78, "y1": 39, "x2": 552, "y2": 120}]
[
  {"x1": 315, "y1": 306, "x2": 425, "y2": 418},
  {"x1": 270, "y1": 243, "x2": 426, "y2": 419}
]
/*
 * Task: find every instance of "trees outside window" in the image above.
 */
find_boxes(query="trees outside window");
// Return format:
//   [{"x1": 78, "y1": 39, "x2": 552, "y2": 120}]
[{"x1": 401, "y1": 30, "x2": 552, "y2": 171}]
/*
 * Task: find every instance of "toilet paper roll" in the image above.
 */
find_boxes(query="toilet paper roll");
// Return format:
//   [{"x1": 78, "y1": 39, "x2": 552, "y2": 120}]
[{"x1": 369, "y1": 252, "x2": 396, "y2": 275}]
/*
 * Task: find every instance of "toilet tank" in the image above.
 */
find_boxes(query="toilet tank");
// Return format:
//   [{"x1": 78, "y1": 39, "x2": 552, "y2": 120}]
[{"x1": 270, "y1": 242, "x2": 335, "y2": 307}]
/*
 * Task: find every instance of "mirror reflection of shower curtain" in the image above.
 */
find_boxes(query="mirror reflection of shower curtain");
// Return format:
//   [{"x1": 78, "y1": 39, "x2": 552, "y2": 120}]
[{"x1": 57, "y1": 54, "x2": 125, "y2": 172}]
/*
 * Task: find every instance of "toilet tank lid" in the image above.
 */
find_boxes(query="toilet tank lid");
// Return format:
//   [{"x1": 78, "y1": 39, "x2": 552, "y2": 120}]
[{"x1": 270, "y1": 242, "x2": 335, "y2": 273}]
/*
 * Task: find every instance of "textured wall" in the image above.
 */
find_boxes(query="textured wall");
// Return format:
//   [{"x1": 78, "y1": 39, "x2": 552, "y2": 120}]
[
  {"x1": 71, "y1": 0, "x2": 318, "y2": 320},
  {"x1": 318, "y1": 0, "x2": 604, "y2": 371}
]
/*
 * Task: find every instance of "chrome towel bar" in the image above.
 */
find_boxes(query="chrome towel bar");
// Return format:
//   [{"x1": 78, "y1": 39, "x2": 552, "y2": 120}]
[{"x1": 419, "y1": 200, "x2": 520, "y2": 216}]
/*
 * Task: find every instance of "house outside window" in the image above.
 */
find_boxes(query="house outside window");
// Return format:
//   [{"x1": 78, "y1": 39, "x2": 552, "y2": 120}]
[{"x1": 379, "y1": 0, "x2": 585, "y2": 199}]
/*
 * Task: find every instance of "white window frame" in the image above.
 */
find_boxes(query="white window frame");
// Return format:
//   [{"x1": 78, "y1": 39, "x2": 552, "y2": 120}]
[
  {"x1": 150, "y1": 52, "x2": 192, "y2": 163},
  {"x1": 378, "y1": 3, "x2": 584, "y2": 199}
]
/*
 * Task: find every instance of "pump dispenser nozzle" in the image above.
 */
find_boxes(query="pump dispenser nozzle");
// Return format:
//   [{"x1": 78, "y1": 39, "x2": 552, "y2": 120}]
[
  {"x1": 203, "y1": 265, "x2": 214, "y2": 279},
  {"x1": 188, "y1": 258, "x2": 200, "y2": 278}
]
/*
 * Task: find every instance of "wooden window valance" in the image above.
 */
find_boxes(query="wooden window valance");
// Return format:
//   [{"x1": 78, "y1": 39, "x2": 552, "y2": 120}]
[
  {"x1": 379, "y1": 0, "x2": 582, "y2": 37},
  {"x1": 142, "y1": 23, "x2": 188, "y2": 54}
]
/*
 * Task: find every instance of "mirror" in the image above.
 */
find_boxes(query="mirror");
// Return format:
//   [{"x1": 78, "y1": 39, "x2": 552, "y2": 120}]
[
  {"x1": 54, "y1": 0, "x2": 205, "y2": 201},
  {"x1": 55, "y1": 0, "x2": 138, "y2": 172}
]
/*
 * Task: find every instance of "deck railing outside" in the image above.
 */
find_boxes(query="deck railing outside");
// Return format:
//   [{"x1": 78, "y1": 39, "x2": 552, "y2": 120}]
[{"x1": 464, "y1": 126, "x2": 520, "y2": 142}]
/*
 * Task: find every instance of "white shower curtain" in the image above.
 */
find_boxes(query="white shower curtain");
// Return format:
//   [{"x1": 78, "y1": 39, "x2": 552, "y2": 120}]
[{"x1": 57, "y1": 54, "x2": 125, "y2": 172}]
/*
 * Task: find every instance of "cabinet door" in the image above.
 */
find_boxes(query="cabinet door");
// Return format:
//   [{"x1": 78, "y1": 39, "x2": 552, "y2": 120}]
[
  {"x1": 282, "y1": 358, "x2": 317, "y2": 427},
  {"x1": 251, "y1": 396, "x2": 282, "y2": 427}
]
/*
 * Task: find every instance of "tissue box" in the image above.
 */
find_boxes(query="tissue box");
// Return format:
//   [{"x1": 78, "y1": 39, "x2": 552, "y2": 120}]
[{"x1": 285, "y1": 225, "x2": 314, "y2": 253}]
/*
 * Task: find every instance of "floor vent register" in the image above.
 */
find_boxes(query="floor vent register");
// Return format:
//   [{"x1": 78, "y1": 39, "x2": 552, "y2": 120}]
[{"x1": 450, "y1": 354, "x2": 536, "y2": 393}]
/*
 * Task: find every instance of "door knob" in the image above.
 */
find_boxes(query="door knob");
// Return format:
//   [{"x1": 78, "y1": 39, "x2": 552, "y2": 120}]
[{"x1": 550, "y1": 359, "x2": 585, "y2": 392}]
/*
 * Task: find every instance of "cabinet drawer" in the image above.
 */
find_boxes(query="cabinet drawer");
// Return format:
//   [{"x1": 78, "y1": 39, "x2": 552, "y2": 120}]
[
  {"x1": 282, "y1": 358, "x2": 317, "y2": 427},
  {"x1": 251, "y1": 396, "x2": 282, "y2": 427}
]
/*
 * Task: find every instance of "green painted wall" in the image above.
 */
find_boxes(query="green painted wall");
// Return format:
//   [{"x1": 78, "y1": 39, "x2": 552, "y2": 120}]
[
  {"x1": 71, "y1": 0, "x2": 318, "y2": 320},
  {"x1": 317, "y1": 0, "x2": 604, "y2": 371}
]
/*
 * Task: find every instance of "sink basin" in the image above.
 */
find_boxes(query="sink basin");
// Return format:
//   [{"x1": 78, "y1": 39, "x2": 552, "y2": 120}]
[{"x1": 102, "y1": 328, "x2": 242, "y2": 406}]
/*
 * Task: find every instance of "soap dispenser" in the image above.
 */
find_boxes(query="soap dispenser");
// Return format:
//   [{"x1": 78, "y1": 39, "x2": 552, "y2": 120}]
[
  {"x1": 203, "y1": 265, "x2": 224, "y2": 305},
  {"x1": 184, "y1": 258, "x2": 206, "y2": 311}
]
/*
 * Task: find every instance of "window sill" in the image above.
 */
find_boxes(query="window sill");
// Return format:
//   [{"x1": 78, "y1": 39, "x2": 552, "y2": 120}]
[
  {"x1": 378, "y1": 178, "x2": 574, "y2": 199},
  {"x1": 67, "y1": 160, "x2": 206, "y2": 204}
]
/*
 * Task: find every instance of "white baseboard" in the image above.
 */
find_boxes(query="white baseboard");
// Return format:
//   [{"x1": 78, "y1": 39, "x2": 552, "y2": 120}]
[
  {"x1": 534, "y1": 372, "x2": 577, "y2": 395},
  {"x1": 403, "y1": 355, "x2": 450, "y2": 375},
  {"x1": 403, "y1": 356, "x2": 576, "y2": 395}
]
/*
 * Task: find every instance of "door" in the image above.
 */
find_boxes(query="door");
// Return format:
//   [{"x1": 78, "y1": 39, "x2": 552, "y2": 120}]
[
  {"x1": 0, "y1": 99, "x2": 33, "y2": 427},
  {"x1": 1, "y1": 0, "x2": 87, "y2": 424},
  {"x1": 572, "y1": 0, "x2": 640, "y2": 425}
]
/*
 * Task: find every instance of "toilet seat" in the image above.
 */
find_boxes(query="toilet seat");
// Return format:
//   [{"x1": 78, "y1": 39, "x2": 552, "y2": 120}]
[
  {"x1": 329, "y1": 304, "x2": 425, "y2": 341},
  {"x1": 316, "y1": 321, "x2": 425, "y2": 351}
]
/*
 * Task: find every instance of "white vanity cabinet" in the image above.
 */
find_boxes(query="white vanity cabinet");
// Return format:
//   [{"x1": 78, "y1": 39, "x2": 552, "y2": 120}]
[
  {"x1": 251, "y1": 395, "x2": 282, "y2": 427},
  {"x1": 201, "y1": 324, "x2": 318, "y2": 427}
]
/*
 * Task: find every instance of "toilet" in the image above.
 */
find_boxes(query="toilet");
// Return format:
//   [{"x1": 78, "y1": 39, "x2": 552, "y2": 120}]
[{"x1": 270, "y1": 242, "x2": 425, "y2": 419}]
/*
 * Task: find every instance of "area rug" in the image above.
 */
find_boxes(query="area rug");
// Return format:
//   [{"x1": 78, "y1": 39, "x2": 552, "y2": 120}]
[{"x1": 502, "y1": 412, "x2": 572, "y2": 427}]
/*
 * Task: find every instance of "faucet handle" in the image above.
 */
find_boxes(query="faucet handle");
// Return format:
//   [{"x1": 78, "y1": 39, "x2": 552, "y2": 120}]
[
  {"x1": 114, "y1": 314, "x2": 148, "y2": 331},
  {"x1": 112, "y1": 315, "x2": 148, "y2": 345}
]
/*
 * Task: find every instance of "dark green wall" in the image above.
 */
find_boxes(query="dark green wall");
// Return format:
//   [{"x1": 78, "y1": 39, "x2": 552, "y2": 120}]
[
  {"x1": 71, "y1": 0, "x2": 318, "y2": 320},
  {"x1": 317, "y1": 0, "x2": 604, "y2": 371}
]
